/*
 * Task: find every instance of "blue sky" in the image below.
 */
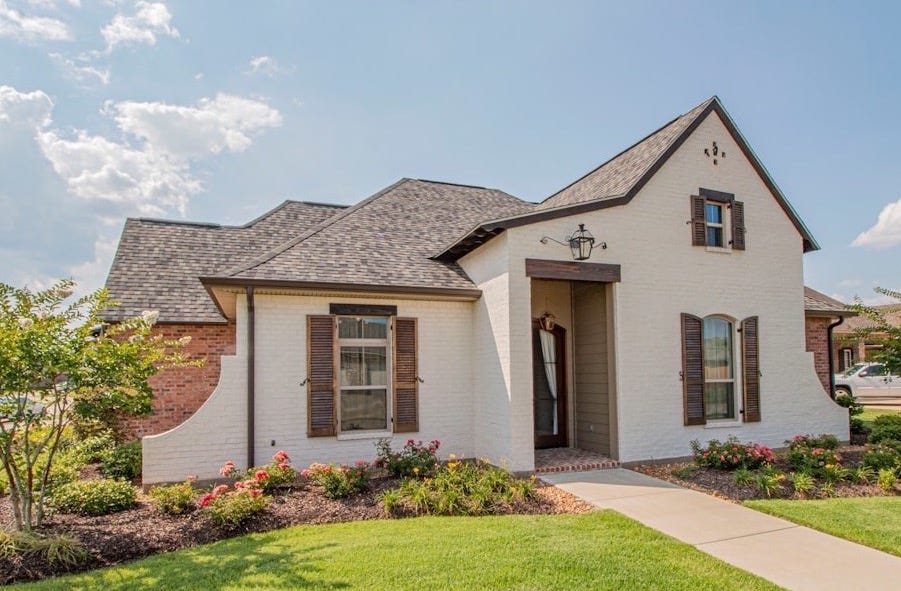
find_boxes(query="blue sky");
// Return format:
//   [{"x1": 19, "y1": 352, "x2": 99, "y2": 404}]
[{"x1": 0, "y1": 1, "x2": 898, "y2": 304}]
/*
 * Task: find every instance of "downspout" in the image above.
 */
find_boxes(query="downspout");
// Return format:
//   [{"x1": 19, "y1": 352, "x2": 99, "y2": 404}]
[
  {"x1": 246, "y1": 286, "x2": 256, "y2": 470},
  {"x1": 827, "y1": 315, "x2": 844, "y2": 399}
]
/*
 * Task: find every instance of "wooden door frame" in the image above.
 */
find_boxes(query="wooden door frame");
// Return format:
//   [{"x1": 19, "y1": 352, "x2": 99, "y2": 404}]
[{"x1": 533, "y1": 321, "x2": 567, "y2": 449}]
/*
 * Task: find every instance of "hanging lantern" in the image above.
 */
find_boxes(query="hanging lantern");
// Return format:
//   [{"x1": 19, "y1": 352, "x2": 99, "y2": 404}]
[
  {"x1": 568, "y1": 224, "x2": 595, "y2": 261},
  {"x1": 538, "y1": 312, "x2": 556, "y2": 332}
]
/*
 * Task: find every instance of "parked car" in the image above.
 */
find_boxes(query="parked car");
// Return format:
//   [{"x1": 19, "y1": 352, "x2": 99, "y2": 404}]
[{"x1": 834, "y1": 362, "x2": 901, "y2": 398}]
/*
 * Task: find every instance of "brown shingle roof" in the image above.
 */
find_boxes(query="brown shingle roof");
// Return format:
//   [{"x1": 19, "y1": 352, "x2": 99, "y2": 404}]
[
  {"x1": 215, "y1": 179, "x2": 532, "y2": 292},
  {"x1": 804, "y1": 287, "x2": 852, "y2": 316},
  {"x1": 103, "y1": 201, "x2": 346, "y2": 323},
  {"x1": 834, "y1": 303, "x2": 901, "y2": 333}
]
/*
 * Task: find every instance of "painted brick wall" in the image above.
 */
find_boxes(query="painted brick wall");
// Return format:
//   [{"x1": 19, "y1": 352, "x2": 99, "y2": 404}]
[
  {"x1": 125, "y1": 321, "x2": 235, "y2": 439},
  {"x1": 805, "y1": 316, "x2": 833, "y2": 394}
]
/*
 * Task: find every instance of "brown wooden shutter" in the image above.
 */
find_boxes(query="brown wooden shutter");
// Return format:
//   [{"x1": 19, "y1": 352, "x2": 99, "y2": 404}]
[
  {"x1": 681, "y1": 313, "x2": 706, "y2": 425},
  {"x1": 731, "y1": 201, "x2": 746, "y2": 250},
  {"x1": 691, "y1": 195, "x2": 706, "y2": 246},
  {"x1": 741, "y1": 316, "x2": 761, "y2": 422},
  {"x1": 393, "y1": 317, "x2": 419, "y2": 433},
  {"x1": 307, "y1": 315, "x2": 336, "y2": 437}
]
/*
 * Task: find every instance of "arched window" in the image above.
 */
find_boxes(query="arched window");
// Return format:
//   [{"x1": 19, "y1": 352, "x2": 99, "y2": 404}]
[{"x1": 703, "y1": 317, "x2": 735, "y2": 420}]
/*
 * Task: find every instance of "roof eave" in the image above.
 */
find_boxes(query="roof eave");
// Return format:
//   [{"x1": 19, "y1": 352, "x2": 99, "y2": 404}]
[{"x1": 199, "y1": 276, "x2": 483, "y2": 301}]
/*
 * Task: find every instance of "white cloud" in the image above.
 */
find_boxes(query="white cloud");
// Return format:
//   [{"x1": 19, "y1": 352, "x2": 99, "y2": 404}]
[
  {"x1": 50, "y1": 52, "x2": 110, "y2": 85},
  {"x1": 0, "y1": 0, "x2": 71, "y2": 41},
  {"x1": 106, "y1": 93, "x2": 283, "y2": 159},
  {"x1": 0, "y1": 85, "x2": 53, "y2": 127},
  {"x1": 247, "y1": 55, "x2": 292, "y2": 78},
  {"x1": 69, "y1": 236, "x2": 117, "y2": 296},
  {"x1": 101, "y1": 0, "x2": 178, "y2": 51},
  {"x1": 852, "y1": 198, "x2": 901, "y2": 250}
]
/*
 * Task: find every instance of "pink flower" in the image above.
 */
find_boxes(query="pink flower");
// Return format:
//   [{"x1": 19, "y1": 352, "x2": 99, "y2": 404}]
[
  {"x1": 250, "y1": 489, "x2": 262, "y2": 499},
  {"x1": 255, "y1": 469, "x2": 270, "y2": 480},
  {"x1": 273, "y1": 450, "x2": 290, "y2": 463},
  {"x1": 219, "y1": 461, "x2": 236, "y2": 477},
  {"x1": 300, "y1": 469, "x2": 310, "y2": 478},
  {"x1": 406, "y1": 439, "x2": 415, "y2": 446},
  {"x1": 354, "y1": 460, "x2": 368, "y2": 468},
  {"x1": 213, "y1": 484, "x2": 230, "y2": 496},
  {"x1": 200, "y1": 493, "x2": 214, "y2": 508},
  {"x1": 278, "y1": 462, "x2": 291, "y2": 471},
  {"x1": 234, "y1": 481, "x2": 244, "y2": 489}
]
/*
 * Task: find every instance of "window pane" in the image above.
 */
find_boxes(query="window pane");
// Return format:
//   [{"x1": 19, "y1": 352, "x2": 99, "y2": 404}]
[
  {"x1": 338, "y1": 318, "x2": 362, "y2": 339},
  {"x1": 705, "y1": 382, "x2": 735, "y2": 420},
  {"x1": 338, "y1": 317, "x2": 388, "y2": 339},
  {"x1": 705, "y1": 203, "x2": 722, "y2": 224},
  {"x1": 340, "y1": 388, "x2": 387, "y2": 431},
  {"x1": 706, "y1": 226, "x2": 723, "y2": 247},
  {"x1": 340, "y1": 346, "x2": 387, "y2": 386},
  {"x1": 703, "y1": 318, "x2": 733, "y2": 380},
  {"x1": 363, "y1": 318, "x2": 387, "y2": 339}
]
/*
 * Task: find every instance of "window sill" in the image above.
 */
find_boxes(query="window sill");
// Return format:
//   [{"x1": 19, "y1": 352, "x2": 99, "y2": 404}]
[
  {"x1": 705, "y1": 246, "x2": 732, "y2": 254},
  {"x1": 337, "y1": 430, "x2": 392, "y2": 441},
  {"x1": 704, "y1": 420, "x2": 742, "y2": 429}
]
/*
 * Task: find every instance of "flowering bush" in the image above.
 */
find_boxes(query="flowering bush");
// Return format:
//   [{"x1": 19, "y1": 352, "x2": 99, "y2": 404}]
[
  {"x1": 374, "y1": 439, "x2": 440, "y2": 478},
  {"x1": 862, "y1": 444, "x2": 901, "y2": 474},
  {"x1": 869, "y1": 415, "x2": 901, "y2": 446},
  {"x1": 786, "y1": 435, "x2": 843, "y2": 479},
  {"x1": 201, "y1": 463, "x2": 268, "y2": 526},
  {"x1": 690, "y1": 437, "x2": 775, "y2": 470},
  {"x1": 220, "y1": 450, "x2": 297, "y2": 492},
  {"x1": 302, "y1": 461, "x2": 372, "y2": 499},
  {"x1": 148, "y1": 479, "x2": 197, "y2": 515}
]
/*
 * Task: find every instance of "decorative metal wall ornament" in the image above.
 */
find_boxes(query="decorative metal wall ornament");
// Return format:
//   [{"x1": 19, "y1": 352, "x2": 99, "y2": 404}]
[
  {"x1": 538, "y1": 312, "x2": 557, "y2": 332},
  {"x1": 539, "y1": 223, "x2": 607, "y2": 261},
  {"x1": 703, "y1": 141, "x2": 726, "y2": 165}
]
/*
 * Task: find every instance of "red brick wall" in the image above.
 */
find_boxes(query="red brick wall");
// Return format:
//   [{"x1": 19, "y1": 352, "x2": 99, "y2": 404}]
[
  {"x1": 125, "y1": 321, "x2": 236, "y2": 438},
  {"x1": 805, "y1": 316, "x2": 832, "y2": 395}
]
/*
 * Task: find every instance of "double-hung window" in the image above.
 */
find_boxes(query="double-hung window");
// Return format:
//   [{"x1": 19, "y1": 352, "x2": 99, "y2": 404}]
[
  {"x1": 705, "y1": 203, "x2": 725, "y2": 248},
  {"x1": 337, "y1": 317, "x2": 390, "y2": 432},
  {"x1": 703, "y1": 317, "x2": 734, "y2": 420},
  {"x1": 690, "y1": 189, "x2": 746, "y2": 250}
]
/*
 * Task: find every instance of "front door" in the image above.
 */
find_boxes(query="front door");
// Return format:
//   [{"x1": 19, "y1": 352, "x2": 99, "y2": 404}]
[{"x1": 533, "y1": 323, "x2": 567, "y2": 448}]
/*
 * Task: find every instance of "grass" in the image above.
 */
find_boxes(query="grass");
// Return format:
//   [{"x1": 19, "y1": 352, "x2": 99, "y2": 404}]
[
  {"x1": 745, "y1": 497, "x2": 901, "y2": 557},
  {"x1": 9, "y1": 512, "x2": 782, "y2": 591},
  {"x1": 859, "y1": 407, "x2": 901, "y2": 430}
]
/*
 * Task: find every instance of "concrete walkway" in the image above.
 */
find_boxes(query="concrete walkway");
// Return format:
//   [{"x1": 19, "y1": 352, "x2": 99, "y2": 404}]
[{"x1": 542, "y1": 468, "x2": 901, "y2": 591}]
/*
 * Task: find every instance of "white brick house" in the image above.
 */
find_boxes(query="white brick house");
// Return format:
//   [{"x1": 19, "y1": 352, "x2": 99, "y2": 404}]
[{"x1": 104, "y1": 96, "x2": 848, "y2": 484}]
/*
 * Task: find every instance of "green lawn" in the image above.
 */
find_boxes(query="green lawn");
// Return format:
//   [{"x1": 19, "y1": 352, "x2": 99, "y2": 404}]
[
  {"x1": 745, "y1": 497, "x2": 901, "y2": 556},
  {"x1": 859, "y1": 407, "x2": 901, "y2": 430},
  {"x1": 11, "y1": 512, "x2": 782, "y2": 591}
]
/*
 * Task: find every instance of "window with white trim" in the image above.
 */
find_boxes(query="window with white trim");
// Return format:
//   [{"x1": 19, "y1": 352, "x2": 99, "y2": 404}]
[
  {"x1": 703, "y1": 317, "x2": 736, "y2": 420},
  {"x1": 337, "y1": 317, "x2": 390, "y2": 432},
  {"x1": 705, "y1": 202, "x2": 725, "y2": 247}
]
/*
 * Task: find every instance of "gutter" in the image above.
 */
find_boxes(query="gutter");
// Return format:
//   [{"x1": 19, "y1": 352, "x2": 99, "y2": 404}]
[
  {"x1": 246, "y1": 286, "x2": 256, "y2": 469},
  {"x1": 827, "y1": 315, "x2": 844, "y2": 399}
]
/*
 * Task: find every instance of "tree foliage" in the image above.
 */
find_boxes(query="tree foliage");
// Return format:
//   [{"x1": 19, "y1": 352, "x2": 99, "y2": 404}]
[
  {"x1": 849, "y1": 287, "x2": 901, "y2": 374},
  {"x1": 0, "y1": 280, "x2": 196, "y2": 530}
]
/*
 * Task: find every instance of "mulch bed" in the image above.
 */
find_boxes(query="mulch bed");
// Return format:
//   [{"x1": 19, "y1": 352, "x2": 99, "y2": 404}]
[
  {"x1": 632, "y1": 445, "x2": 894, "y2": 503},
  {"x1": 0, "y1": 477, "x2": 594, "y2": 585}
]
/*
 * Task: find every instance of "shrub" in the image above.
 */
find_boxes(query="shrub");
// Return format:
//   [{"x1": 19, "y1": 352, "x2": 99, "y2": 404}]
[
  {"x1": 672, "y1": 465, "x2": 698, "y2": 480},
  {"x1": 690, "y1": 437, "x2": 775, "y2": 470},
  {"x1": 149, "y1": 480, "x2": 197, "y2": 515},
  {"x1": 790, "y1": 472, "x2": 815, "y2": 498},
  {"x1": 374, "y1": 439, "x2": 440, "y2": 478},
  {"x1": 66, "y1": 432, "x2": 116, "y2": 466},
  {"x1": 850, "y1": 417, "x2": 869, "y2": 436},
  {"x1": 820, "y1": 481, "x2": 836, "y2": 497},
  {"x1": 869, "y1": 415, "x2": 901, "y2": 445},
  {"x1": 862, "y1": 444, "x2": 901, "y2": 474},
  {"x1": 854, "y1": 465, "x2": 876, "y2": 485},
  {"x1": 221, "y1": 450, "x2": 297, "y2": 492},
  {"x1": 733, "y1": 468, "x2": 755, "y2": 486},
  {"x1": 302, "y1": 461, "x2": 372, "y2": 499},
  {"x1": 51, "y1": 479, "x2": 137, "y2": 515},
  {"x1": 101, "y1": 441, "x2": 142, "y2": 480},
  {"x1": 786, "y1": 435, "x2": 843, "y2": 478},
  {"x1": 877, "y1": 468, "x2": 898, "y2": 492},
  {"x1": 835, "y1": 393, "x2": 864, "y2": 416},
  {"x1": 201, "y1": 481, "x2": 267, "y2": 527},
  {"x1": 381, "y1": 458, "x2": 535, "y2": 517}
]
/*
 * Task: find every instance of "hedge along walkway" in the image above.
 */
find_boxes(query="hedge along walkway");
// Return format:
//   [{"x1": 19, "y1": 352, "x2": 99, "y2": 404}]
[
  {"x1": 543, "y1": 468, "x2": 901, "y2": 591},
  {"x1": 8, "y1": 513, "x2": 782, "y2": 591}
]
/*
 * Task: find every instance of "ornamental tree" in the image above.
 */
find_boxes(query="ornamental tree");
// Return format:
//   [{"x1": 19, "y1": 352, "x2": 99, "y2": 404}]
[
  {"x1": 0, "y1": 280, "x2": 195, "y2": 530},
  {"x1": 849, "y1": 287, "x2": 901, "y2": 374}
]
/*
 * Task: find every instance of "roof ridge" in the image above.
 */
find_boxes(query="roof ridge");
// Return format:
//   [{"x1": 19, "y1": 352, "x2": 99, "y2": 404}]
[
  {"x1": 415, "y1": 178, "x2": 488, "y2": 190},
  {"x1": 538, "y1": 96, "x2": 717, "y2": 206},
  {"x1": 130, "y1": 200, "x2": 348, "y2": 231},
  {"x1": 216, "y1": 178, "x2": 415, "y2": 278},
  {"x1": 133, "y1": 217, "x2": 223, "y2": 228}
]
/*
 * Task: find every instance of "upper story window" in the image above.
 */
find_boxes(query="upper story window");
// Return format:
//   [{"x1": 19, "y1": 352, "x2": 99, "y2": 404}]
[
  {"x1": 705, "y1": 202, "x2": 725, "y2": 247},
  {"x1": 691, "y1": 189, "x2": 746, "y2": 250}
]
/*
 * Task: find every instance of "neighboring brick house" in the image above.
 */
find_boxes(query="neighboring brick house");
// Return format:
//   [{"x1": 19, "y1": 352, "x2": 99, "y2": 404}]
[
  {"x1": 104, "y1": 200, "x2": 346, "y2": 437},
  {"x1": 104, "y1": 96, "x2": 849, "y2": 485},
  {"x1": 833, "y1": 304, "x2": 901, "y2": 371},
  {"x1": 803, "y1": 287, "x2": 855, "y2": 395}
]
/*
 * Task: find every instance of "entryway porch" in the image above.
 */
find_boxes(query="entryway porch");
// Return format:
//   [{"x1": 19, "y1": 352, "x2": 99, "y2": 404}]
[{"x1": 534, "y1": 447, "x2": 618, "y2": 474}]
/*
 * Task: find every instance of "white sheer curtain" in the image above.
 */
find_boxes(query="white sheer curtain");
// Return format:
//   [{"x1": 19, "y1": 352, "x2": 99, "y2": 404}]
[{"x1": 539, "y1": 329, "x2": 558, "y2": 435}]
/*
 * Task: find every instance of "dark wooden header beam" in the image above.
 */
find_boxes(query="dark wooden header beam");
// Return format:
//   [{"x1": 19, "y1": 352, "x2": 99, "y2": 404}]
[
  {"x1": 525, "y1": 258, "x2": 621, "y2": 283},
  {"x1": 329, "y1": 303, "x2": 398, "y2": 316}
]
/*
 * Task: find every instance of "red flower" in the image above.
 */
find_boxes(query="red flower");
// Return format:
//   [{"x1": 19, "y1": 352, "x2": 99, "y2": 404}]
[
  {"x1": 255, "y1": 469, "x2": 270, "y2": 480},
  {"x1": 213, "y1": 484, "x2": 230, "y2": 496},
  {"x1": 200, "y1": 493, "x2": 214, "y2": 508},
  {"x1": 273, "y1": 450, "x2": 290, "y2": 463},
  {"x1": 278, "y1": 462, "x2": 291, "y2": 471},
  {"x1": 250, "y1": 489, "x2": 262, "y2": 499}
]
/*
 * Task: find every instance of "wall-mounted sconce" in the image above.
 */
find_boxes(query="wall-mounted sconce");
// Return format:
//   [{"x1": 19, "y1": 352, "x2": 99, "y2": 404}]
[{"x1": 540, "y1": 223, "x2": 607, "y2": 261}]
